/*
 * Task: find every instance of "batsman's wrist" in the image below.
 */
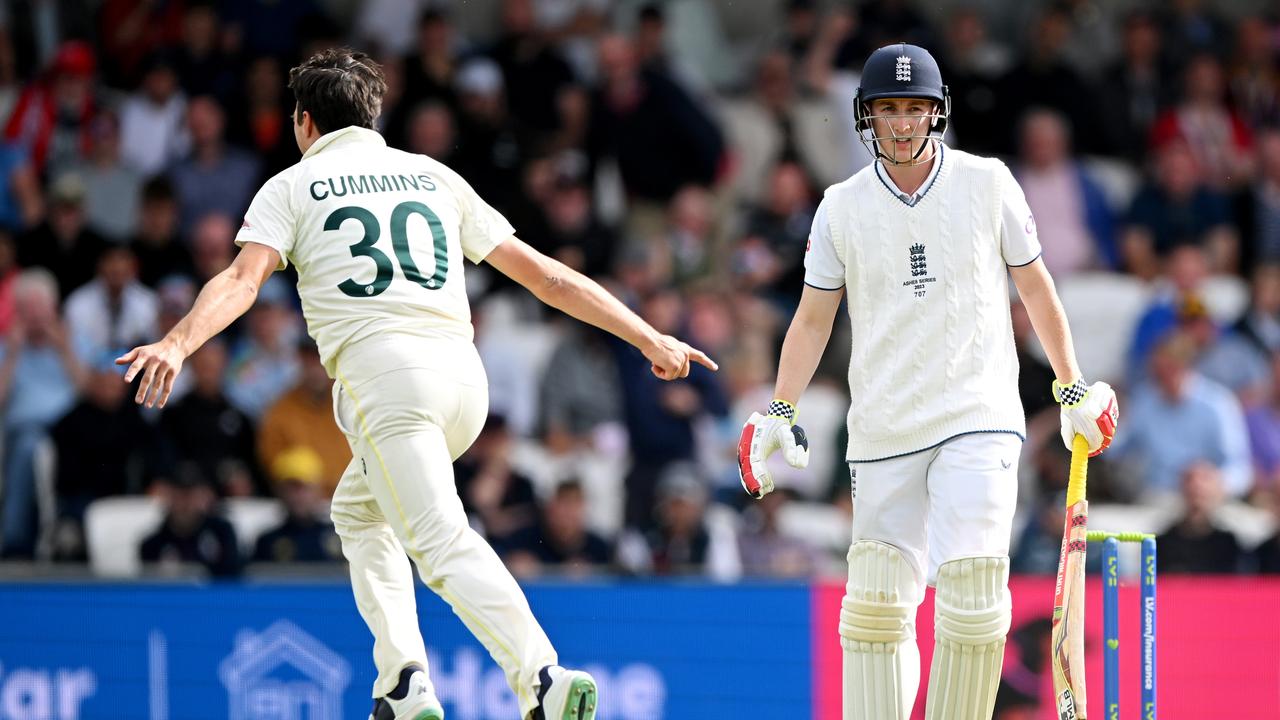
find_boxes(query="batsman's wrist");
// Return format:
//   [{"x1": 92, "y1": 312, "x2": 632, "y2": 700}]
[
  {"x1": 766, "y1": 398, "x2": 797, "y2": 424},
  {"x1": 1052, "y1": 378, "x2": 1088, "y2": 407}
]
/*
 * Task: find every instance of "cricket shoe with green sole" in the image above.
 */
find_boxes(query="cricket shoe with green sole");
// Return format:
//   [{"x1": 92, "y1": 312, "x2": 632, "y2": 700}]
[
  {"x1": 531, "y1": 665, "x2": 597, "y2": 720},
  {"x1": 369, "y1": 665, "x2": 444, "y2": 720}
]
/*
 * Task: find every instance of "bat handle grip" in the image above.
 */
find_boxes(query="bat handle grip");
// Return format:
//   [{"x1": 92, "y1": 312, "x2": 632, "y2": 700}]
[{"x1": 1066, "y1": 434, "x2": 1089, "y2": 507}]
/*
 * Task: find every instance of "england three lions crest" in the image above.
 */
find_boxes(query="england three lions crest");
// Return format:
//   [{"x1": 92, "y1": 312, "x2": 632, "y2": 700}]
[
  {"x1": 896, "y1": 55, "x2": 912, "y2": 82},
  {"x1": 903, "y1": 243, "x2": 935, "y2": 298}
]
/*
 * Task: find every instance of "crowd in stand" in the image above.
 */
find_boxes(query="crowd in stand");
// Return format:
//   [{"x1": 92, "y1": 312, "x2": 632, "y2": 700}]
[{"x1": 1, "y1": 0, "x2": 1279, "y2": 581}]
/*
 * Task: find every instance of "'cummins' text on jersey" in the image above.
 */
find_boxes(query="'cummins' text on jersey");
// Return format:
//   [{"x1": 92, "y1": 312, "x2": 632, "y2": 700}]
[{"x1": 309, "y1": 173, "x2": 438, "y2": 201}]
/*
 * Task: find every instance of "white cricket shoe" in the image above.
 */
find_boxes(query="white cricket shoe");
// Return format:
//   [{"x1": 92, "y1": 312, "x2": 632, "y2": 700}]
[
  {"x1": 531, "y1": 665, "x2": 597, "y2": 720},
  {"x1": 368, "y1": 666, "x2": 444, "y2": 720}
]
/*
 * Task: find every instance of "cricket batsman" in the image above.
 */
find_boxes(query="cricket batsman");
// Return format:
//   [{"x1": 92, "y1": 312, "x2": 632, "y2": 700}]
[{"x1": 736, "y1": 43, "x2": 1119, "y2": 719}]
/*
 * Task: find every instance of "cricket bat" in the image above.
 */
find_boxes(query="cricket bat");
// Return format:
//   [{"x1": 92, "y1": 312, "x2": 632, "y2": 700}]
[{"x1": 1051, "y1": 434, "x2": 1090, "y2": 719}]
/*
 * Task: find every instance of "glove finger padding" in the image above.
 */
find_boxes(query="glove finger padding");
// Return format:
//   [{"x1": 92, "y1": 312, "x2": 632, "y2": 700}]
[
  {"x1": 737, "y1": 412, "x2": 811, "y2": 499},
  {"x1": 1056, "y1": 380, "x2": 1119, "y2": 457}
]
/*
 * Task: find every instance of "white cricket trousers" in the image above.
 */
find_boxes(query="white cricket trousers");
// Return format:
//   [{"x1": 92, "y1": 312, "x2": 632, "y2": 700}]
[{"x1": 329, "y1": 336, "x2": 556, "y2": 718}]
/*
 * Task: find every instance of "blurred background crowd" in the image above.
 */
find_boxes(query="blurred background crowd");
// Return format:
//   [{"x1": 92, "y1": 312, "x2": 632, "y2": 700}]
[{"x1": 1, "y1": 0, "x2": 1280, "y2": 585}]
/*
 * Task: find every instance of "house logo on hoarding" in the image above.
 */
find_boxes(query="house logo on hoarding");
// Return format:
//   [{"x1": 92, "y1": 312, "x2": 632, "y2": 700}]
[{"x1": 219, "y1": 620, "x2": 350, "y2": 720}]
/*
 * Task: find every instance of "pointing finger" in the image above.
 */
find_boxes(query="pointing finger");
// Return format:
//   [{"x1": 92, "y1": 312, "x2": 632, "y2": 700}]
[{"x1": 689, "y1": 348, "x2": 718, "y2": 371}]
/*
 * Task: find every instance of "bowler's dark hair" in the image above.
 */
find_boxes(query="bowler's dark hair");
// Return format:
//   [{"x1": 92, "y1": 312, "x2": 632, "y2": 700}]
[{"x1": 288, "y1": 47, "x2": 387, "y2": 135}]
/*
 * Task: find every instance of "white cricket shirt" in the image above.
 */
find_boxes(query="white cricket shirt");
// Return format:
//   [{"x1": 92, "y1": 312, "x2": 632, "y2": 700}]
[
  {"x1": 804, "y1": 144, "x2": 1043, "y2": 461},
  {"x1": 235, "y1": 126, "x2": 512, "y2": 375}
]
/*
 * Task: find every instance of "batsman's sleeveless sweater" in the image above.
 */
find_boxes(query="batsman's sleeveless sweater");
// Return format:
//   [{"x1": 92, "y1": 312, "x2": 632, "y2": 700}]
[{"x1": 824, "y1": 148, "x2": 1025, "y2": 461}]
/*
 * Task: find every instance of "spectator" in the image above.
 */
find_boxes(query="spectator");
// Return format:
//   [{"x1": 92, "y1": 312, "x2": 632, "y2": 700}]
[
  {"x1": 1238, "y1": 128, "x2": 1280, "y2": 265},
  {"x1": 171, "y1": 2, "x2": 239, "y2": 102},
  {"x1": 17, "y1": 172, "x2": 106, "y2": 297},
  {"x1": 1128, "y1": 244, "x2": 1213, "y2": 376},
  {"x1": 158, "y1": 339, "x2": 261, "y2": 498},
  {"x1": 188, "y1": 212, "x2": 236, "y2": 284},
  {"x1": 0, "y1": 270, "x2": 86, "y2": 558},
  {"x1": 1156, "y1": 462, "x2": 1245, "y2": 573},
  {"x1": 97, "y1": 0, "x2": 185, "y2": 88},
  {"x1": 1122, "y1": 142, "x2": 1235, "y2": 279},
  {"x1": 736, "y1": 490, "x2": 822, "y2": 578},
  {"x1": 252, "y1": 447, "x2": 342, "y2": 564},
  {"x1": 140, "y1": 462, "x2": 241, "y2": 577},
  {"x1": 537, "y1": 324, "x2": 624, "y2": 457},
  {"x1": 168, "y1": 96, "x2": 260, "y2": 233},
  {"x1": 588, "y1": 33, "x2": 723, "y2": 223},
  {"x1": 130, "y1": 178, "x2": 194, "y2": 286},
  {"x1": 719, "y1": 51, "x2": 811, "y2": 206},
  {"x1": 489, "y1": 0, "x2": 582, "y2": 142},
  {"x1": 118, "y1": 54, "x2": 189, "y2": 178},
  {"x1": 451, "y1": 58, "x2": 525, "y2": 214},
  {"x1": 732, "y1": 162, "x2": 816, "y2": 304},
  {"x1": 936, "y1": 6, "x2": 1012, "y2": 156},
  {"x1": 1157, "y1": 0, "x2": 1232, "y2": 73},
  {"x1": 613, "y1": 289, "x2": 728, "y2": 530},
  {"x1": 1015, "y1": 108, "x2": 1117, "y2": 274},
  {"x1": 404, "y1": 101, "x2": 457, "y2": 166},
  {"x1": 1244, "y1": 353, "x2": 1280, "y2": 496},
  {"x1": 617, "y1": 461, "x2": 719, "y2": 576},
  {"x1": 996, "y1": 9, "x2": 1099, "y2": 156},
  {"x1": 50, "y1": 362, "x2": 154, "y2": 560},
  {"x1": 1098, "y1": 11, "x2": 1171, "y2": 163},
  {"x1": 228, "y1": 56, "x2": 296, "y2": 179},
  {"x1": 225, "y1": 276, "x2": 301, "y2": 420},
  {"x1": 454, "y1": 414, "x2": 539, "y2": 543},
  {"x1": 1199, "y1": 264, "x2": 1280, "y2": 400},
  {"x1": 77, "y1": 112, "x2": 142, "y2": 242},
  {"x1": 1227, "y1": 16, "x2": 1280, "y2": 130},
  {"x1": 660, "y1": 185, "x2": 718, "y2": 285},
  {"x1": 63, "y1": 244, "x2": 158, "y2": 361},
  {"x1": 399, "y1": 10, "x2": 462, "y2": 118},
  {"x1": 257, "y1": 337, "x2": 348, "y2": 499},
  {"x1": 3, "y1": 41, "x2": 99, "y2": 179},
  {"x1": 1149, "y1": 53, "x2": 1254, "y2": 191},
  {"x1": 542, "y1": 169, "x2": 616, "y2": 277},
  {"x1": 501, "y1": 479, "x2": 613, "y2": 578},
  {"x1": 0, "y1": 140, "x2": 43, "y2": 232},
  {"x1": 1110, "y1": 331, "x2": 1252, "y2": 499}
]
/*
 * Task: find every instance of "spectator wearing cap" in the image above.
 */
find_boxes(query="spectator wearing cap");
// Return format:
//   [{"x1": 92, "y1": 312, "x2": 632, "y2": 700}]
[
  {"x1": 118, "y1": 54, "x2": 190, "y2": 178},
  {"x1": 500, "y1": 479, "x2": 612, "y2": 578},
  {"x1": 1109, "y1": 331, "x2": 1252, "y2": 499},
  {"x1": 225, "y1": 276, "x2": 301, "y2": 420},
  {"x1": 50, "y1": 357, "x2": 156, "y2": 560},
  {"x1": 158, "y1": 339, "x2": 262, "y2": 498},
  {"x1": 0, "y1": 269, "x2": 86, "y2": 557},
  {"x1": 76, "y1": 111, "x2": 143, "y2": 242},
  {"x1": 540, "y1": 165, "x2": 616, "y2": 277},
  {"x1": 64, "y1": 244, "x2": 157, "y2": 363},
  {"x1": 252, "y1": 447, "x2": 342, "y2": 564},
  {"x1": 140, "y1": 462, "x2": 241, "y2": 577},
  {"x1": 130, "y1": 178, "x2": 194, "y2": 286},
  {"x1": 257, "y1": 337, "x2": 348, "y2": 499},
  {"x1": 1128, "y1": 244, "x2": 1214, "y2": 379},
  {"x1": 17, "y1": 172, "x2": 106, "y2": 297},
  {"x1": 168, "y1": 96, "x2": 260, "y2": 233},
  {"x1": 3, "y1": 41, "x2": 99, "y2": 179},
  {"x1": 616, "y1": 461, "x2": 735, "y2": 577},
  {"x1": 1155, "y1": 462, "x2": 1246, "y2": 573}
]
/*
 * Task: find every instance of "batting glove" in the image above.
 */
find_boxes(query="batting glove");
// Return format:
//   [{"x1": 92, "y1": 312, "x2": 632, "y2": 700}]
[
  {"x1": 1053, "y1": 378, "x2": 1119, "y2": 457},
  {"x1": 737, "y1": 399, "x2": 810, "y2": 499}
]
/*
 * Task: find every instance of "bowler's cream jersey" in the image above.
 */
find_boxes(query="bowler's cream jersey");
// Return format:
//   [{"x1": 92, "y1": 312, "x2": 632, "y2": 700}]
[{"x1": 235, "y1": 127, "x2": 512, "y2": 375}]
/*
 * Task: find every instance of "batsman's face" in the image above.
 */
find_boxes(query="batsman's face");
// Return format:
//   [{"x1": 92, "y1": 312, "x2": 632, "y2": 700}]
[{"x1": 868, "y1": 98, "x2": 937, "y2": 165}]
